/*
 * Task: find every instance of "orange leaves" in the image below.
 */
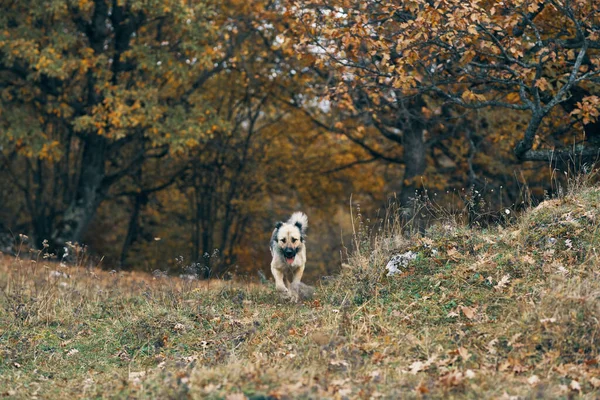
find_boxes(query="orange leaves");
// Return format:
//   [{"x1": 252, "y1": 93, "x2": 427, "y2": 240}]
[
  {"x1": 533, "y1": 77, "x2": 551, "y2": 92},
  {"x1": 571, "y1": 96, "x2": 600, "y2": 125}
]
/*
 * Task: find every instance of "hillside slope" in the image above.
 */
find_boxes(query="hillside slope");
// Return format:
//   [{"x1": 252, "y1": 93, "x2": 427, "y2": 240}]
[{"x1": 1, "y1": 186, "x2": 599, "y2": 399}]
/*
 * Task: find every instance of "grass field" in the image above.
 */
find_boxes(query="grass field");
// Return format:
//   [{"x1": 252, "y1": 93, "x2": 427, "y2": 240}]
[{"x1": 1, "y1": 185, "x2": 600, "y2": 399}]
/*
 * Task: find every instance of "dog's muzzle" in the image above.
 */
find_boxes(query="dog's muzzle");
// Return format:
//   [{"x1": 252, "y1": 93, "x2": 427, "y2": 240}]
[{"x1": 283, "y1": 247, "x2": 296, "y2": 264}]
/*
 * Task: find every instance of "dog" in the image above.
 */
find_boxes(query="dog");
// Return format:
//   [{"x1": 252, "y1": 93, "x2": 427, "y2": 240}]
[{"x1": 270, "y1": 212, "x2": 314, "y2": 301}]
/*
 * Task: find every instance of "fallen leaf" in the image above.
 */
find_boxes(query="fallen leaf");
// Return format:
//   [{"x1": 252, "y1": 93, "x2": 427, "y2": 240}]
[
  {"x1": 487, "y1": 338, "x2": 498, "y2": 355},
  {"x1": 494, "y1": 274, "x2": 511, "y2": 291},
  {"x1": 369, "y1": 369, "x2": 382, "y2": 382},
  {"x1": 458, "y1": 346, "x2": 471, "y2": 361},
  {"x1": 439, "y1": 371, "x2": 463, "y2": 387},
  {"x1": 498, "y1": 360, "x2": 511, "y2": 372},
  {"x1": 570, "y1": 380, "x2": 581, "y2": 392},
  {"x1": 460, "y1": 305, "x2": 476, "y2": 320},
  {"x1": 499, "y1": 392, "x2": 519, "y2": 400},
  {"x1": 329, "y1": 359, "x2": 349, "y2": 367},
  {"x1": 415, "y1": 382, "x2": 429, "y2": 394},
  {"x1": 513, "y1": 363, "x2": 528, "y2": 373},
  {"x1": 330, "y1": 378, "x2": 350, "y2": 387},
  {"x1": 203, "y1": 383, "x2": 220, "y2": 394},
  {"x1": 66, "y1": 348, "x2": 79, "y2": 356},
  {"x1": 508, "y1": 333, "x2": 522, "y2": 347},
  {"x1": 421, "y1": 237, "x2": 434, "y2": 246},
  {"x1": 447, "y1": 247, "x2": 461, "y2": 260},
  {"x1": 558, "y1": 384, "x2": 569, "y2": 394},
  {"x1": 410, "y1": 361, "x2": 426, "y2": 374},
  {"x1": 129, "y1": 371, "x2": 146, "y2": 381},
  {"x1": 590, "y1": 377, "x2": 600, "y2": 388},
  {"x1": 225, "y1": 394, "x2": 248, "y2": 400},
  {"x1": 128, "y1": 371, "x2": 146, "y2": 386},
  {"x1": 521, "y1": 255, "x2": 536, "y2": 265},
  {"x1": 527, "y1": 375, "x2": 540, "y2": 386}
]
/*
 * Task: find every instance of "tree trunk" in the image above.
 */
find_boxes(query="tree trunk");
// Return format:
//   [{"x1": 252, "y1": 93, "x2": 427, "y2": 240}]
[
  {"x1": 119, "y1": 193, "x2": 146, "y2": 268},
  {"x1": 51, "y1": 134, "x2": 107, "y2": 250},
  {"x1": 400, "y1": 127, "x2": 426, "y2": 213},
  {"x1": 399, "y1": 98, "x2": 427, "y2": 212}
]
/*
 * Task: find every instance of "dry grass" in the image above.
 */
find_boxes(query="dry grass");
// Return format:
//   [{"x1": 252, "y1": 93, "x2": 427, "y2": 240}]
[{"x1": 1, "y1": 184, "x2": 600, "y2": 399}]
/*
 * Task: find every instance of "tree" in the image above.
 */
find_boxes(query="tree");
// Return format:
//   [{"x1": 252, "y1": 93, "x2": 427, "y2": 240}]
[
  {"x1": 0, "y1": 0, "x2": 255, "y2": 250},
  {"x1": 292, "y1": 0, "x2": 600, "y2": 169},
  {"x1": 285, "y1": 1, "x2": 472, "y2": 210}
]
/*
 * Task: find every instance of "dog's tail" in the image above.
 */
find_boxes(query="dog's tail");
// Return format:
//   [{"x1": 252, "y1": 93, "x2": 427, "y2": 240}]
[{"x1": 288, "y1": 212, "x2": 308, "y2": 235}]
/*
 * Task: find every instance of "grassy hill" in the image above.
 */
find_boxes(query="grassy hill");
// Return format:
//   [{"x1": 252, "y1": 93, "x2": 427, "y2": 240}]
[{"x1": 1, "y1": 184, "x2": 600, "y2": 399}]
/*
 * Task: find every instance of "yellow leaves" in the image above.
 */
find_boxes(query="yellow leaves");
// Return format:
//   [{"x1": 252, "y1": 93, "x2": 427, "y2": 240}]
[
  {"x1": 461, "y1": 90, "x2": 486, "y2": 103},
  {"x1": 506, "y1": 92, "x2": 520, "y2": 103},
  {"x1": 184, "y1": 138, "x2": 198, "y2": 148},
  {"x1": 79, "y1": 57, "x2": 94, "y2": 73},
  {"x1": 35, "y1": 55, "x2": 52, "y2": 70},
  {"x1": 38, "y1": 140, "x2": 61, "y2": 161}
]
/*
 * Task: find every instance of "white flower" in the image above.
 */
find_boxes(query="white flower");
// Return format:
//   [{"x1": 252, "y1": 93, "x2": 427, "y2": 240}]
[{"x1": 504, "y1": 209, "x2": 511, "y2": 215}]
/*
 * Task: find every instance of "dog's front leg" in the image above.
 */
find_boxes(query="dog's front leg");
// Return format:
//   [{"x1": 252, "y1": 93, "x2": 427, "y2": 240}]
[
  {"x1": 271, "y1": 267, "x2": 289, "y2": 295},
  {"x1": 291, "y1": 265, "x2": 304, "y2": 285}
]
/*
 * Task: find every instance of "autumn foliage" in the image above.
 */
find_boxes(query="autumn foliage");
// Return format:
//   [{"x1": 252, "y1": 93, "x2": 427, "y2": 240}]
[{"x1": 0, "y1": 0, "x2": 599, "y2": 276}]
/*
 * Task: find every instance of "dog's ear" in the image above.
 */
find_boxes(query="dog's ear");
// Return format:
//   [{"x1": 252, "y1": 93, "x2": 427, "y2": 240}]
[
  {"x1": 294, "y1": 222, "x2": 308, "y2": 243},
  {"x1": 294, "y1": 221, "x2": 306, "y2": 242},
  {"x1": 271, "y1": 222, "x2": 283, "y2": 245}
]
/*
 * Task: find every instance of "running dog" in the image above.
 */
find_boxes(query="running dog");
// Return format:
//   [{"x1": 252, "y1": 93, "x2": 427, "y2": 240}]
[{"x1": 270, "y1": 212, "x2": 313, "y2": 301}]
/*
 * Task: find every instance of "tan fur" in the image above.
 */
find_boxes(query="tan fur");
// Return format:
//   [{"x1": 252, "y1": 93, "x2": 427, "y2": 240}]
[{"x1": 270, "y1": 212, "x2": 311, "y2": 302}]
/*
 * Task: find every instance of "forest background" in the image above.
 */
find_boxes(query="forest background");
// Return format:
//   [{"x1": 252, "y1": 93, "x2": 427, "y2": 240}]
[{"x1": 0, "y1": 0, "x2": 598, "y2": 281}]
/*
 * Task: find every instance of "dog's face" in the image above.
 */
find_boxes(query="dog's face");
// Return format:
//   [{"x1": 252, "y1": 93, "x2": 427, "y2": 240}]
[{"x1": 273, "y1": 222, "x2": 304, "y2": 265}]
